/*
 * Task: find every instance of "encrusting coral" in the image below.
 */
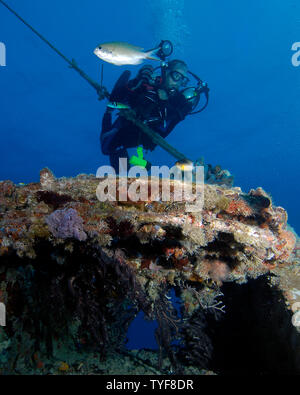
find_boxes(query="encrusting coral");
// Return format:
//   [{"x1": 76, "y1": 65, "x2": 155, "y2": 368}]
[
  {"x1": 0, "y1": 168, "x2": 299, "y2": 374},
  {"x1": 45, "y1": 208, "x2": 87, "y2": 241}
]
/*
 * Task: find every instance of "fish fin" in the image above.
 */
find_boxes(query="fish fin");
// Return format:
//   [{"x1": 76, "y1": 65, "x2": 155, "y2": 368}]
[
  {"x1": 130, "y1": 44, "x2": 144, "y2": 50},
  {"x1": 145, "y1": 48, "x2": 161, "y2": 61},
  {"x1": 113, "y1": 42, "x2": 144, "y2": 50}
]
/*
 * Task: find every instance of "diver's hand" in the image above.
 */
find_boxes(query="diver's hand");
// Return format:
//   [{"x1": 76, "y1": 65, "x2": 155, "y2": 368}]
[{"x1": 97, "y1": 86, "x2": 110, "y2": 101}]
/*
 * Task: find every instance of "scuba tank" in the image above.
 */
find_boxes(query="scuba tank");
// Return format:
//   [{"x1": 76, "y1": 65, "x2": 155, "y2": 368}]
[{"x1": 109, "y1": 70, "x2": 131, "y2": 102}]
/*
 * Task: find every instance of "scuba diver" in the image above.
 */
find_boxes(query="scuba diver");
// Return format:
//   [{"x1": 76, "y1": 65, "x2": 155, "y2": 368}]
[{"x1": 100, "y1": 40, "x2": 209, "y2": 172}]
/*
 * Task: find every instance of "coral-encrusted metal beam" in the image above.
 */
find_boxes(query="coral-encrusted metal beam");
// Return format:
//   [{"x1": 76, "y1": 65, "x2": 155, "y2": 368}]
[{"x1": 0, "y1": 167, "x2": 296, "y2": 287}]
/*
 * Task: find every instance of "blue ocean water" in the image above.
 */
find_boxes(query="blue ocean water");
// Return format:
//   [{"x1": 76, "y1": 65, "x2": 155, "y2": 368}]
[{"x1": 1, "y1": 0, "x2": 299, "y2": 350}]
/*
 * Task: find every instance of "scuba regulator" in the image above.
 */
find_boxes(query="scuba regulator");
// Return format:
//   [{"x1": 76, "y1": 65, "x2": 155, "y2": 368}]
[{"x1": 181, "y1": 71, "x2": 209, "y2": 114}]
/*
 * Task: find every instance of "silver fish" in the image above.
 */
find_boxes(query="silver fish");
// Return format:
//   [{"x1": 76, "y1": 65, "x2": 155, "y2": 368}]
[{"x1": 94, "y1": 41, "x2": 160, "y2": 66}]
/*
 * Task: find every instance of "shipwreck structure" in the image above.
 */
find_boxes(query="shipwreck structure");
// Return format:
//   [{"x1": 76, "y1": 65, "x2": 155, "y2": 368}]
[{"x1": 0, "y1": 168, "x2": 299, "y2": 375}]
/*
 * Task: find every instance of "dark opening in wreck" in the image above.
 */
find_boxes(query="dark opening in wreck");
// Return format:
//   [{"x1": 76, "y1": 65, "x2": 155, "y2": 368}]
[
  {"x1": 1, "y1": 239, "x2": 300, "y2": 375},
  {"x1": 176, "y1": 276, "x2": 300, "y2": 375}
]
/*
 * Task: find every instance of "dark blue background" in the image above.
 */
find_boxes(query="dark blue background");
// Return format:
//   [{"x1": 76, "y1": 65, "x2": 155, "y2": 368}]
[{"x1": 1, "y1": 0, "x2": 299, "y2": 349}]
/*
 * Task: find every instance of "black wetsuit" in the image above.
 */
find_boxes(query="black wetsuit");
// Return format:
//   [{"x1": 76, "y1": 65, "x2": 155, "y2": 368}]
[{"x1": 100, "y1": 72, "x2": 192, "y2": 171}]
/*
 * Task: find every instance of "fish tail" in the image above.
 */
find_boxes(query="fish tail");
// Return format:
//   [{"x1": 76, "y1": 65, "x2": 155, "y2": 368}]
[{"x1": 145, "y1": 48, "x2": 161, "y2": 61}]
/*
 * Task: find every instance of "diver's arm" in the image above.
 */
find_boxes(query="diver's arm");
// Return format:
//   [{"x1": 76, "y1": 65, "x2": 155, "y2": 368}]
[
  {"x1": 102, "y1": 109, "x2": 113, "y2": 133},
  {"x1": 154, "y1": 97, "x2": 187, "y2": 139},
  {"x1": 154, "y1": 92, "x2": 192, "y2": 138},
  {"x1": 149, "y1": 102, "x2": 188, "y2": 146},
  {"x1": 128, "y1": 65, "x2": 155, "y2": 91},
  {"x1": 156, "y1": 118, "x2": 179, "y2": 139}
]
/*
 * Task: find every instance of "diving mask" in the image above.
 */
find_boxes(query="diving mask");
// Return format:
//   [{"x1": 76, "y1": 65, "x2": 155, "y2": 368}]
[{"x1": 170, "y1": 70, "x2": 189, "y2": 86}]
